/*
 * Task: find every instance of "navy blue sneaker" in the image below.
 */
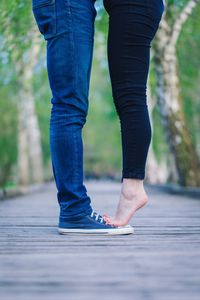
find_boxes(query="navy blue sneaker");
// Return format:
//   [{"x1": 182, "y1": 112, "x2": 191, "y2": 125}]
[{"x1": 58, "y1": 211, "x2": 134, "y2": 235}]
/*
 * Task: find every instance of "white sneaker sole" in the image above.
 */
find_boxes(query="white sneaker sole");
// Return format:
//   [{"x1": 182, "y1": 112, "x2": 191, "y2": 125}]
[{"x1": 58, "y1": 225, "x2": 134, "y2": 236}]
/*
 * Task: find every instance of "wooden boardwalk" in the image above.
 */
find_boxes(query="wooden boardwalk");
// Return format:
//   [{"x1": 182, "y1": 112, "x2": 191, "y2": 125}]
[{"x1": 0, "y1": 180, "x2": 200, "y2": 300}]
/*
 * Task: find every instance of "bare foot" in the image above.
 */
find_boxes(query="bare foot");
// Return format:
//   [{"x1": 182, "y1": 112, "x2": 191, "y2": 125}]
[{"x1": 103, "y1": 179, "x2": 148, "y2": 227}]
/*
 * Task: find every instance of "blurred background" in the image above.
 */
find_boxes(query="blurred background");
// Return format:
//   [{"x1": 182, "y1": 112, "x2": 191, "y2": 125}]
[{"x1": 0, "y1": 0, "x2": 200, "y2": 193}]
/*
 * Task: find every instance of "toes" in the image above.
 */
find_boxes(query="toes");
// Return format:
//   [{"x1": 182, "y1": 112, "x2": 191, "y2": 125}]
[
  {"x1": 102, "y1": 214, "x2": 109, "y2": 220},
  {"x1": 102, "y1": 215, "x2": 126, "y2": 227},
  {"x1": 106, "y1": 217, "x2": 116, "y2": 225},
  {"x1": 103, "y1": 216, "x2": 114, "y2": 225},
  {"x1": 102, "y1": 214, "x2": 112, "y2": 225}
]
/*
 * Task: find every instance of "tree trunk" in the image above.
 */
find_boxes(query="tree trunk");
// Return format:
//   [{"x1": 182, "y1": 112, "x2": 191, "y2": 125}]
[
  {"x1": 153, "y1": 1, "x2": 200, "y2": 186},
  {"x1": 18, "y1": 84, "x2": 44, "y2": 184},
  {"x1": 16, "y1": 31, "x2": 44, "y2": 185},
  {"x1": 146, "y1": 81, "x2": 169, "y2": 184},
  {"x1": 17, "y1": 99, "x2": 29, "y2": 186}
]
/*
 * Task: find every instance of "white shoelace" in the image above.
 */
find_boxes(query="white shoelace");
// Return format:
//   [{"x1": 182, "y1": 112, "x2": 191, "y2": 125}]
[{"x1": 91, "y1": 211, "x2": 104, "y2": 223}]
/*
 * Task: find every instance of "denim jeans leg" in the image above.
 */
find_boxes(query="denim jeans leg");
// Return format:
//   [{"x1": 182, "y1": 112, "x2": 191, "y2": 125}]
[{"x1": 45, "y1": 0, "x2": 96, "y2": 219}]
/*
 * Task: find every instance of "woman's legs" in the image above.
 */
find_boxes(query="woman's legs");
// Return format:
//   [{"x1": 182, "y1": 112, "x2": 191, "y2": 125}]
[{"x1": 103, "y1": 0, "x2": 164, "y2": 226}]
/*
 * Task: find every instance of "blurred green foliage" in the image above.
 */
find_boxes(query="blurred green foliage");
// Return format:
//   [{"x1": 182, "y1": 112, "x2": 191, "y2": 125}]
[
  {"x1": 178, "y1": 4, "x2": 200, "y2": 148},
  {"x1": 0, "y1": 1, "x2": 200, "y2": 186}
]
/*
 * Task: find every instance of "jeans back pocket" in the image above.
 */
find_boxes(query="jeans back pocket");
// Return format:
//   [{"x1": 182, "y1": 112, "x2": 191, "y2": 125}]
[{"x1": 32, "y1": 0, "x2": 56, "y2": 40}]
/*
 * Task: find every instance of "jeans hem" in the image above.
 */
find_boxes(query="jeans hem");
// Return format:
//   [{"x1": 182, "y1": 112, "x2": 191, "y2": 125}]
[
  {"x1": 59, "y1": 206, "x2": 93, "y2": 220},
  {"x1": 121, "y1": 172, "x2": 145, "y2": 182}
]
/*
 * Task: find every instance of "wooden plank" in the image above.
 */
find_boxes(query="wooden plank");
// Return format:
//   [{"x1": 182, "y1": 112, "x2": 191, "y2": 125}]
[{"x1": 0, "y1": 180, "x2": 200, "y2": 300}]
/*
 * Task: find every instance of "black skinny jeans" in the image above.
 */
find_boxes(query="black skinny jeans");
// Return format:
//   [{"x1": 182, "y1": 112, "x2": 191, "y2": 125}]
[{"x1": 103, "y1": 0, "x2": 164, "y2": 181}]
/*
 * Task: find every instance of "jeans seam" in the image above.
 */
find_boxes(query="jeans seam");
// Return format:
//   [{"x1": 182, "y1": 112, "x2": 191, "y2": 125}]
[
  {"x1": 67, "y1": 0, "x2": 78, "y2": 95},
  {"x1": 64, "y1": 0, "x2": 77, "y2": 93},
  {"x1": 73, "y1": 130, "x2": 80, "y2": 184}
]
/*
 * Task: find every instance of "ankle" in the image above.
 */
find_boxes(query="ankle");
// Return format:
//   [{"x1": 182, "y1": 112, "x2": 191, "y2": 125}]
[{"x1": 121, "y1": 178, "x2": 147, "y2": 199}]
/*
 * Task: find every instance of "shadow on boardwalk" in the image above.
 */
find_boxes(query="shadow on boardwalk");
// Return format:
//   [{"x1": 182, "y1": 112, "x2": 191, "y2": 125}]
[{"x1": 0, "y1": 180, "x2": 200, "y2": 300}]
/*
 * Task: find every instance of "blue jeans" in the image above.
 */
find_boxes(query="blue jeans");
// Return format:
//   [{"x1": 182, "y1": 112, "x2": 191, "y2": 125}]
[{"x1": 32, "y1": 0, "x2": 96, "y2": 218}]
